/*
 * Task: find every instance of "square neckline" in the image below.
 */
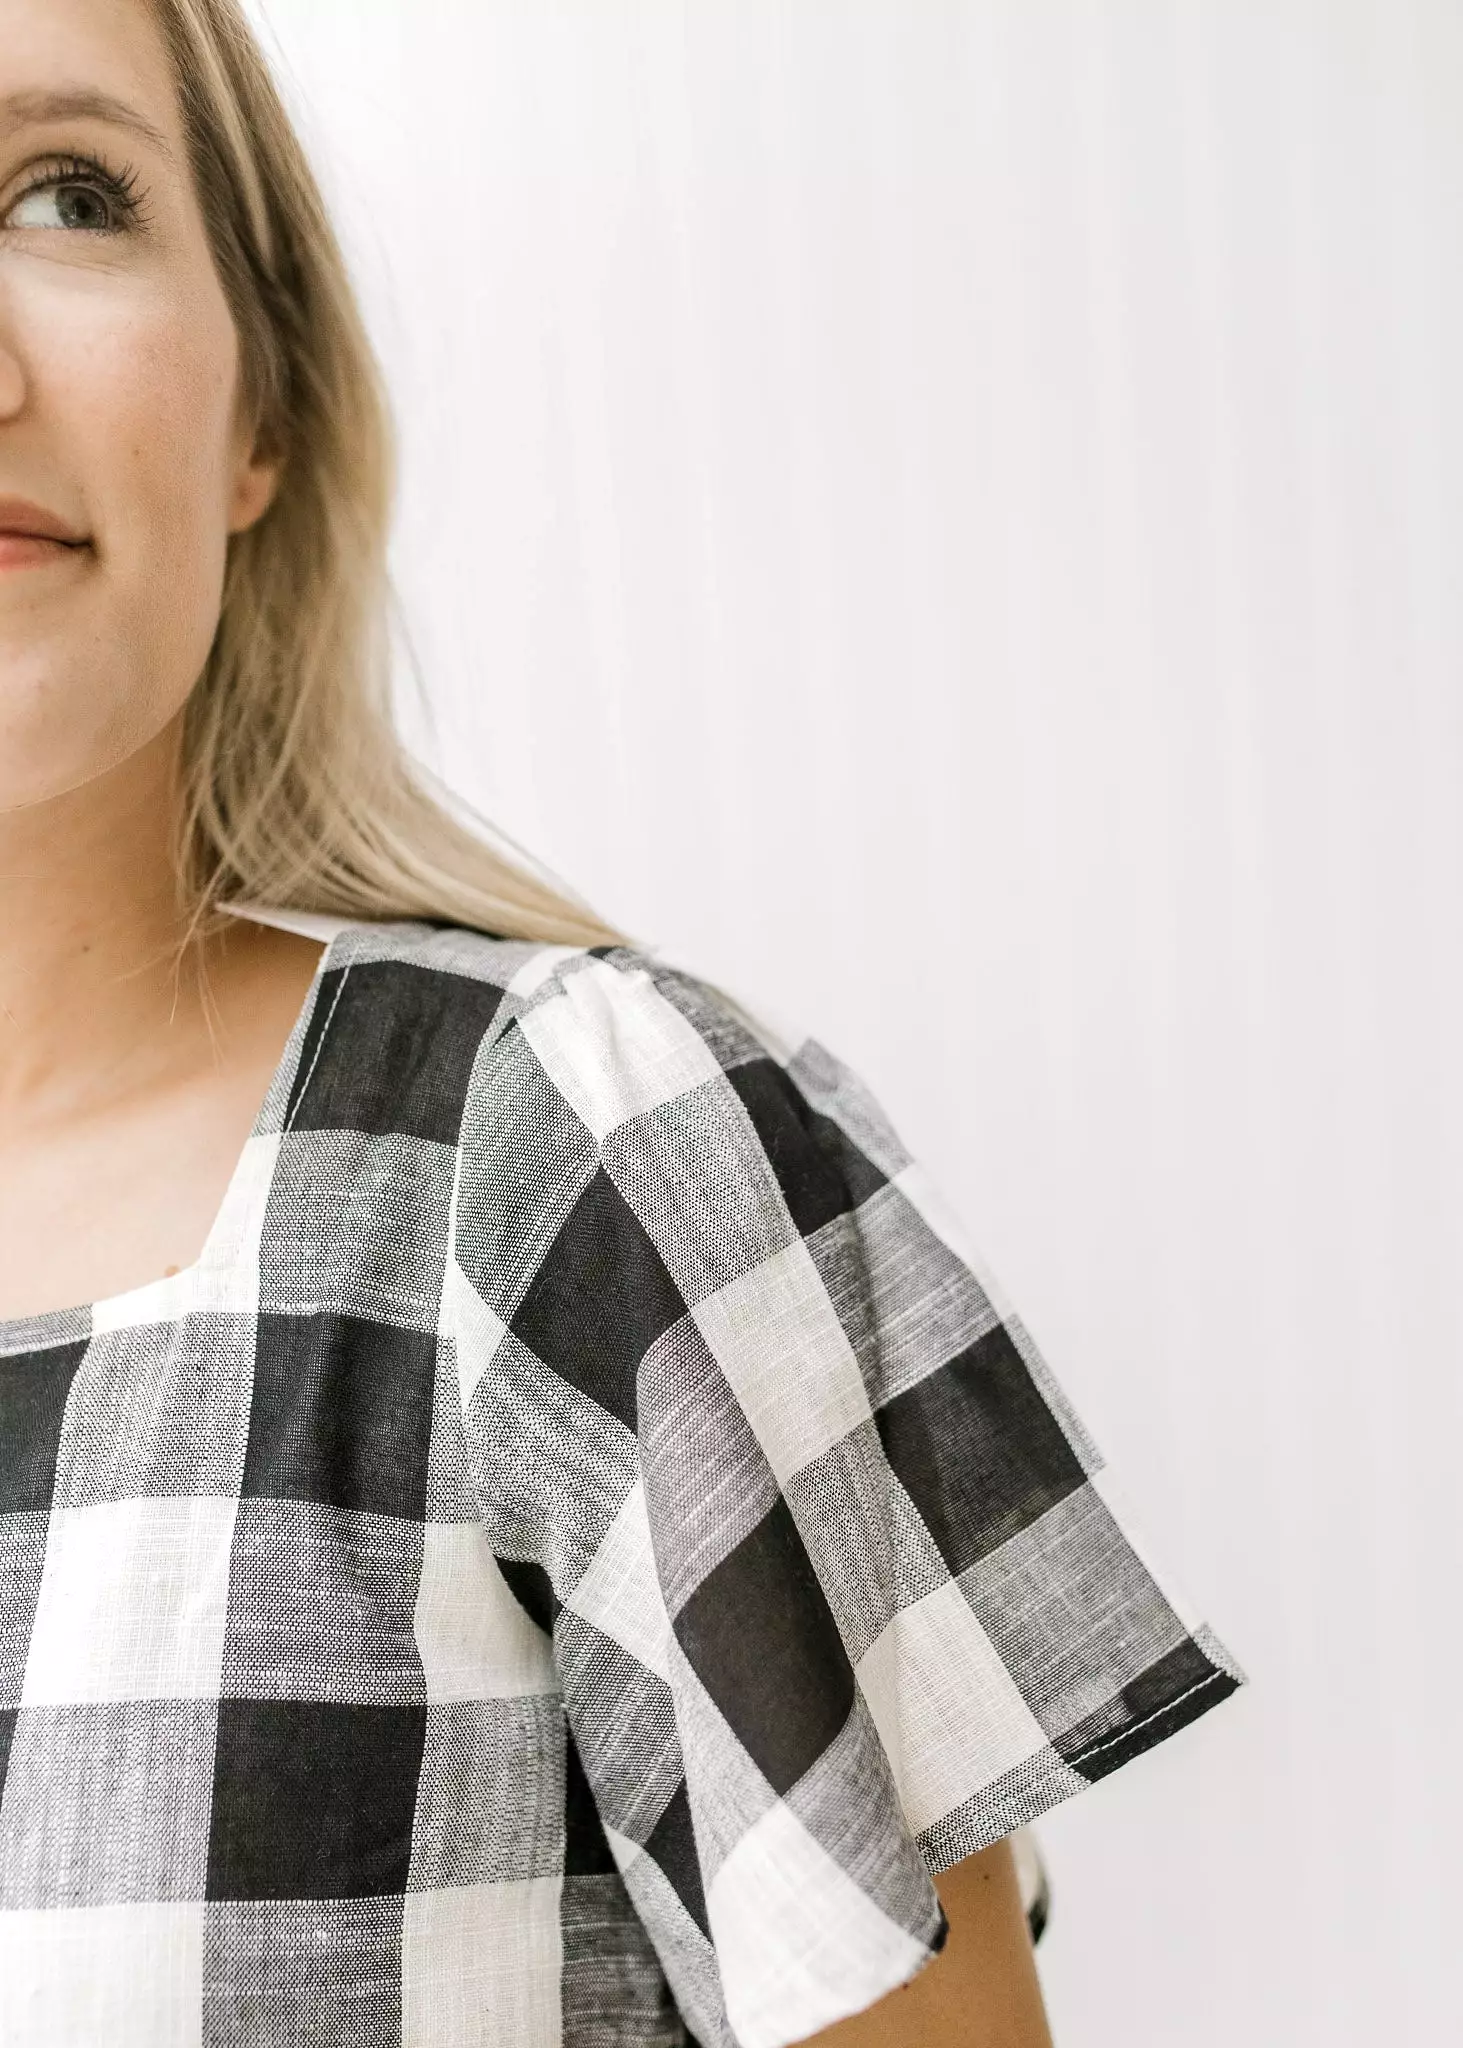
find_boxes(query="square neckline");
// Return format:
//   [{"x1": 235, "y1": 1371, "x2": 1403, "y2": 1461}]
[{"x1": 0, "y1": 905, "x2": 362, "y2": 1354}]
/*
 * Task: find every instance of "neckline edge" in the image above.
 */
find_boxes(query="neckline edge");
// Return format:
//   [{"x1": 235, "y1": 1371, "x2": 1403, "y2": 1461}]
[{"x1": 0, "y1": 906, "x2": 364, "y2": 1352}]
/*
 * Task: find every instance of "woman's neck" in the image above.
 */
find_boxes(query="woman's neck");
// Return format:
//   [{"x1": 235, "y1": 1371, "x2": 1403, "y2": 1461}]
[{"x1": 0, "y1": 711, "x2": 206, "y2": 1131}]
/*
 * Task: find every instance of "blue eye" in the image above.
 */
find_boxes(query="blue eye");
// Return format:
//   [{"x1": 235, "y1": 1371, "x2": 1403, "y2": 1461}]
[{"x1": 5, "y1": 151, "x2": 150, "y2": 235}]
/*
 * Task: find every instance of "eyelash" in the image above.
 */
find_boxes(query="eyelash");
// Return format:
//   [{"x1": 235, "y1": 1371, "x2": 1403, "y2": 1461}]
[{"x1": 6, "y1": 150, "x2": 153, "y2": 235}]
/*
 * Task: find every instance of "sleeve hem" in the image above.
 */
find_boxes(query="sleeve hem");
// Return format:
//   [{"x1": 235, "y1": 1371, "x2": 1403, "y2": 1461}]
[
  {"x1": 1065, "y1": 1663, "x2": 1241, "y2": 1780},
  {"x1": 914, "y1": 1655, "x2": 1243, "y2": 1876},
  {"x1": 745, "y1": 1670, "x2": 1243, "y2": 2047}
]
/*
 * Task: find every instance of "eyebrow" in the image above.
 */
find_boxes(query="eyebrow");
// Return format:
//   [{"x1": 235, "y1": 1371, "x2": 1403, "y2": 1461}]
[{"x1": 0, "y1": 87, "x2": 176, "y2": 164}]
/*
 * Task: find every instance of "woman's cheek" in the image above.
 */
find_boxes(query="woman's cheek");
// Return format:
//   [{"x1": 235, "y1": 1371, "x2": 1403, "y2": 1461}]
[
  {"x1": 93, "y1": 309, "x2": 237, "y2": 664},
  {"x1": 0, "y1": 269, "x2": 241, "y2": 807}
]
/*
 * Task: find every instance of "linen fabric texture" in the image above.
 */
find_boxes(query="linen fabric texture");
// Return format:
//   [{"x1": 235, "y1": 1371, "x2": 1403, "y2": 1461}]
[{"x1": 0, "y1": 915, "x2": 1242, "y2": 2047}]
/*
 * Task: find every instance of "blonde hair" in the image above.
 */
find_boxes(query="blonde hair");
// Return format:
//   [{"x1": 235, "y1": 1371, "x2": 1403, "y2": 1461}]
[{"x1": 153, "y1": 0, "x2": 637, "y2": 953}]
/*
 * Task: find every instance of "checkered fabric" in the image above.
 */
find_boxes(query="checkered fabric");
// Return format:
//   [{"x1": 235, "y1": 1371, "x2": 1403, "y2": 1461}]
[{"x1": 0, "y1": 911, "x2": 1242, "y2": 2047}]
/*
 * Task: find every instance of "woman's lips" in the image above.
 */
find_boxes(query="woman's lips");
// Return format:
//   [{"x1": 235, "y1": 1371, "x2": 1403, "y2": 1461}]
[{"x1": 0, "y1": 533, "x2": 90, "y2": 571}]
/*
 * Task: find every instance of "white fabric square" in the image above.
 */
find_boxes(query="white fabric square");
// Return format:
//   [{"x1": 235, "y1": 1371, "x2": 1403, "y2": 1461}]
[
  {"x1": 691, "y1": 1240, "x2": 873, "y2": 1486},
  {"x1": 705, "y1": 1799, "x2": 931, "y2": 2048},
  {"x1": 91, "y1": 1133, "x2": 280, "y2": 1333},
  {"x1": 0, "y1": 1901, "x2": 203, "y2": 2046},
  {"x1": 855, "y1": 1578, "x2": 1049, "y2": 1833},
  {"x1": 22, "y1": 1496, "x2": 237, "y2": 1707},
  {"x1": 442, "y1": 1252, "x2": 510, "y2": 1410},
  {"x1": 402, "y1": 1878, "x2": 562, "y2": 2048},
  {"x1": 88, "y1": 1265, "x2": 200, "y2": 1337},
  {"x1": 517, "y1": 958, "x2": 724, "y2": 1145},
  {"x1": 414, "y1": 1523, "x2": 558, "y2": 1703},
  {"x1": 563, "y1": 1478, "x2": 672, "y2": 1682},
  {"x1": 602, "y1": 1823, "x2": 645, "y2": 1874},
  {"x1": 508, "y1": 945, "x2": 586, "y2": 999}
]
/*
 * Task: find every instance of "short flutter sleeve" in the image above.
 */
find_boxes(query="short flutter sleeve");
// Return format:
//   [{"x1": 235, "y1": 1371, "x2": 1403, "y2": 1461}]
[{"x1": 447, "y1": 944, "x2": 1243, "y2": 2048}]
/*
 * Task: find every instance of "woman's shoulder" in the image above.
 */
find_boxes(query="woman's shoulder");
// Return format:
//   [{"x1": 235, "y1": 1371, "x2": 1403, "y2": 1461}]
[
  {"x1": 324, "y1": 916, "x2": 810, "y2": 1101},
  {"x1": 322, "y1": 912, "x2": 599, "y2": 998}
]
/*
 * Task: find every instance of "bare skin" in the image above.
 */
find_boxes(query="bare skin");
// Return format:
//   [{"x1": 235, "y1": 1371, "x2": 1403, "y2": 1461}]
[
  {"x1": 0, "y1": 0, "x2": 1054, "y2": 2038},
  {"x1": 808, "y1": 1842, "x2": 1053, "y2": 2047},
  {"x1": 0, "y1": 0, "x2": 321, "y2": 1320},
  {"x1": 0, "y1": 713, "x2": 323, "y2": 1320}
]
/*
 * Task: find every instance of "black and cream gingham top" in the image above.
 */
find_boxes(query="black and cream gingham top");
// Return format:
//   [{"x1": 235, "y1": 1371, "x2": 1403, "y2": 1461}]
[{"x1": 0, "y1": 909, "x2": 1242, "y2": 2047}]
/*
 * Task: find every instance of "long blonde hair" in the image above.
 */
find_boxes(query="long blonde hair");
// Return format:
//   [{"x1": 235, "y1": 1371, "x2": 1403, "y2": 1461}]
[{"x1": 154, "y1": 0, "x2": 636, "y2": 953}]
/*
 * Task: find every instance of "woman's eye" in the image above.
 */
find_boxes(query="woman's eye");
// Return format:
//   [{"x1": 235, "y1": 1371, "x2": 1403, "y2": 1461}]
[
  {"x1": 10, "y1": 180, "x2": 118, "y2": 232},
  {"x1": 3, "y1": 160, "x2": 144, "y2": 235}
]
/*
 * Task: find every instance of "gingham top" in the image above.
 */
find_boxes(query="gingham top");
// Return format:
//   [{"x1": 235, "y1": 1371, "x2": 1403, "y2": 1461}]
[{"x1": 0, "y1": 910, "x2": 1242, "y2": 2048}]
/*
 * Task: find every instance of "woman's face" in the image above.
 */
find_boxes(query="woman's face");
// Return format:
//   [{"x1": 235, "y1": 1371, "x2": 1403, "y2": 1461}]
[{"x1": 0, "y1": 0, "x2": 280, "y2": 813}]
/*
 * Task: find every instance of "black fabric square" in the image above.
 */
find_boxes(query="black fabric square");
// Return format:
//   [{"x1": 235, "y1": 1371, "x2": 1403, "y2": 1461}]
[
  {"x1": 284, "y1": 960, "x2": 503, "y2": 1144},
  {"x1": 0, "y1": 1706, "x2": 15, "y2": 1805},
  {"x1": 496, "y1": 1557, "x2": 560, "y2": 1637},
  {"x1": 1064, "y1": 1637, "x2": 1240, "y2": 1783},
  {"x1": 875, "y1": 1324, "x2": 1088, "y2": 1575},
  {"x1": 672, "y1": 1493, "x2": 855, "y2": 1797},
  {"x1": 509, "y1": 1167, "x2": 687, "y2": 1433},
  {"x1": 810, "y1": 1107, "x2": 890, "y2": 1212},
  {"x1": 0, "y1": 1342, "x2": 87, "y2": 1513},
  {"x1": 643, "y1": 1779, "x2": 709, "y2": 1938},
  {"x1": 207, "y1": 1698, "x2": 428, "y2": 1900},
  {"x1": 729, "y1": 1060, "x2": 887, "y2": 1239},
  {"x1": 242, "y1": 1314, "x2": 436, "y2": 1521},
  {"x1": 563, "y1": 1721, "x2": 618, "y2": 1876},
  {"x1": 558, "y1": 1876, "x2": 686, "y2": 2047}
]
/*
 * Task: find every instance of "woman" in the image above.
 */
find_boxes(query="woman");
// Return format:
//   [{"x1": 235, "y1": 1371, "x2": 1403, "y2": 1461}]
[{"x1": 0, "y1": 1, "x2": 1242, "y2": 2042}]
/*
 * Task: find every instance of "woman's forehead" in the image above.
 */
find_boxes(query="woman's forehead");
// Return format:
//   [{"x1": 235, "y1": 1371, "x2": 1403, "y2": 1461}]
[{"x1": 0, "y1": 0, "x2": 180, "y2": 140}]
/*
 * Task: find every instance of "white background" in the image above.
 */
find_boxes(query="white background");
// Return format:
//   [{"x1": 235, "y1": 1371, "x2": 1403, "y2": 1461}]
[{"x1": 246, "y1": 4, "x2": 1461, "y2": 2041}]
